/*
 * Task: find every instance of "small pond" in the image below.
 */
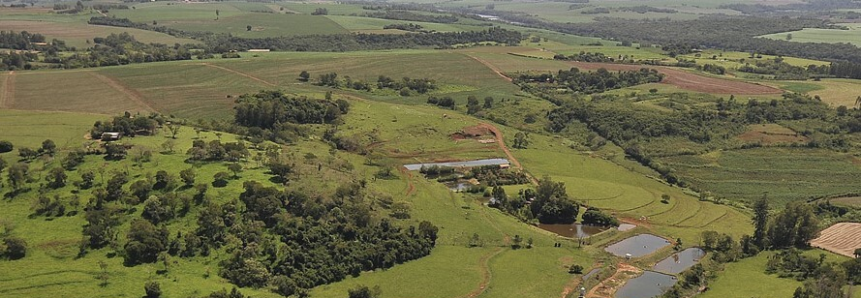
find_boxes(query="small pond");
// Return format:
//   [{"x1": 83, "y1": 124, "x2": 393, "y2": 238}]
[
  {"x1": 652, "y1": 248, "x2": 706, "y2": 274},
  {"x1": 617, "y1": 223, "x2": 637, "y2": 231},
  {"x1": 615, "y1": 271, "x2": 677, "y2": 298},
  {"x1": 538, "y1": 223, "x2": 609, "y2": 238},
  {"x1": 403, "y1": 158, "x2": 510, "y2": 171},
  {"x1": 604, "y1": 234, "x2": 670, "y2": 258}
]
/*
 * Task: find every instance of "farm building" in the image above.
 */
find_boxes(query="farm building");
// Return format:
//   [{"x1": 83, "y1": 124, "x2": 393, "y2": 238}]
[{"x1": 101, "y1": 132, "x2": 122, "y2": 141}]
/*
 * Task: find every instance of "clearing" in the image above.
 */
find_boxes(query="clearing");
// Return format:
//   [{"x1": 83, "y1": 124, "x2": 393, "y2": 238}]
[{"x1": 737, "y1": 124, "x2": 808, "y2": 145}]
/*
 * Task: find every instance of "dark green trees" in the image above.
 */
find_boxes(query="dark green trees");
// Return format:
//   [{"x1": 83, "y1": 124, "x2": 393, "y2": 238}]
[
  {"x1": 752, "y1": 194, "x2": 770, "y2": 249},
  {"x1": 531, "y1": 177, "x2": 579, "y2": 224},
  {"x1": 123, "y1": 219, "x2": 168, "y2": 265}
]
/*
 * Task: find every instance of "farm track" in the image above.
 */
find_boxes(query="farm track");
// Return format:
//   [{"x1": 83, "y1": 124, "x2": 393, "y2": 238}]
[
  {"x1": 475, "y1": 122, "x2": 538, "y2": 185},
  {"x1": 465, "y1": 54, "x2": 513, "y2": 83},
  {"x1": 561, "y1": 61, "x2": 782, "y2": 95},
  {"x1": 457, "y1": 247, "x2": 505, "y2": 298},
  {"x1": 1, "y1": 71, "x2": 15, "y2": 108},
  {"x1": 203, "y1": 63, "x2": 278, "y2": 87},
  {"x1": 89, "y1": 72, "x2": 156, "y2": 112}
]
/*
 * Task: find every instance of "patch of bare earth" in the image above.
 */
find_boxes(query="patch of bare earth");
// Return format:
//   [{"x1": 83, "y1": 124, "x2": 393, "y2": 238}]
[
  {"x1": 737, "y1": 124, "x2": 808, "y2": 145},
  {"x1": 587, "y1": 263, "x2": 642, "y2": 298},
  {"x1": 810, "y1": 222, "x2": 861, "y2": 258}
]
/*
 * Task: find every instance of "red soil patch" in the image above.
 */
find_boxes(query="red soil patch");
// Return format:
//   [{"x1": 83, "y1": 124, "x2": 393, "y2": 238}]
[
  {"x1": 452, "y1": 124, "x2": 494, "y2": 140},
  {"x1": 564, "y1": 61, "x2": 782, "y2": 95},
  {"x1": 738, "y1": 124, "x2": 808, "y2": 145},
  {"x1": 587, "y1": 263, "x2": 642, "y2": 298}
]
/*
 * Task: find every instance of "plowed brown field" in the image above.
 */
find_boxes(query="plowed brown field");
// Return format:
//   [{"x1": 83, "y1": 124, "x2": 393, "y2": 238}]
[{"x1": 810, "y1": 222, "x2": 861, "y2": 258}]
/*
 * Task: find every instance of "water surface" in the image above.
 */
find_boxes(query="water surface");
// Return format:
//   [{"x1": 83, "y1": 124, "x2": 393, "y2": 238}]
[
  {"x1": 615, "y1": 271, "x2": 677, "y2": 298},
  {"x1": 652, "y1": 248, "x2": 705, "y2": 274},
  {"x1": 604, "y1": 234, "x2": 670, "y2": 258},
  {"x1": 538, "y1": 223, "x2": 608, "y2": 238},
  {"x1": 404, "y1": 158, "x2": 510, "y2": 171}
]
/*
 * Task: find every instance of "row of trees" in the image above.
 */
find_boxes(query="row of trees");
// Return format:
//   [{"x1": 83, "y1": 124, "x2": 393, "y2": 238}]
[
  {"x1": 363, "y1": 10, "x2": 458, "y2": 23},
  {"x1": 552, "y1": 51, "x2": 615, "y2": 63},
  {"x1": 515, "y1": 67, "x2": 664, "y2": 95}
]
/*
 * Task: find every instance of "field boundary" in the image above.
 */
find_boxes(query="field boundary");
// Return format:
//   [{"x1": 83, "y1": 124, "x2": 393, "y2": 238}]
[
  {"x1": 203, "y1": 63, "x2": 278, "y2": 87},
  {"x1": 1, "y1": 71, "x2": 15, "y2": 108},
  {"x1": 465, "y1": 54, "x2": 513, "y2": 83},
  {"x1": 89, "y1": 72, "x2": 156, "y2": 112}
]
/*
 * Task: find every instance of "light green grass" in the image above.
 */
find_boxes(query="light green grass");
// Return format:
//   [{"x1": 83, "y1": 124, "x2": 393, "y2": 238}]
[
  {"x1": 700, "y1": 252, "x2": 802, "y2": 298},
  {"x1": 661, "y1": 148, "x2": 861, "y2": 206},
  {"x1": 760, "y1": 24, "x2": 861, "y2": 47}
]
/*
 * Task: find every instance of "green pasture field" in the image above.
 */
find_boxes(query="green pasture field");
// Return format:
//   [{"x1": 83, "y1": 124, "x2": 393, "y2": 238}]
[
  {"x1": 699, "y1": 251, "x2": 802, "y2": 298},
  {"x1": 807, "y1": 78, "x2": 861, "y2": 108},
  {"x1": 108, "y1": 3, "x2": 348, "y2": 37},
  {"x1": 277, "y1": 2, "x2": 369, "y2": 16},
  {"x1": 0, "y1": 10, "x2": 197, "y2": 49},
  {"x1": 660, "y1": 148, "x2": 861, "y2": 206},
  {"x1": 11, "y1": 70, "x2": 154, "y2": 115},
  {"x1": 513, "y1": 131, "x2": 753, "y2": 242},
  {"x1": 760, "y1": 24, "x2": 861, "y2": 47}
]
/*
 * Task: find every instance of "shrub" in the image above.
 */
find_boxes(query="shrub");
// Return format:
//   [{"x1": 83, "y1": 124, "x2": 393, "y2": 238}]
[
  {"x1": 144, "y1": 281, "x2": 161, "y2": 298},
  {"x1": 0, "y1": 140, "x2": 13, "y2": 153}
]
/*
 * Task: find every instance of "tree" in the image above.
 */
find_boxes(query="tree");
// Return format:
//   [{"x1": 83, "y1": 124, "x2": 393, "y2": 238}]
[
  {"x1": 483, "y1": 96, "x2": 494, "y2": 109},
  {"x1": 466, "y1": 95, "x2": 481, "y2": 114},
  {"x1": 215, "y1": 9, "x2": 219, "y2": 20},
  {"x1": 660, "y1": 194, "x2": 670, "y2": 204},
  {"x1": 167, "y1": 123, "x2": 181, "y2": 139},
  {"x1": 40, "y1": 139, "x2": 56, "y2": 156},
  {"x1": 273, "y1": 276, "x2": 297, "y2": 297},
  {"x1": 469, "y1": 233, "x2": 482, "y2": 247},
  {"x1": 348, "y1": 285, "x2": 381, "y2": 298},
  {"x1": 79, "y1": 171, "x2": 95, "y2": 189},
  {"x1": 752, "y1": 193, "x2": 770, "y2": 249},
  {"x1": 0, "y1": 140, "x2": 12, "y2": 153},
  {"x1": 512, "y1": 234, "x2": 523, "y2": 249},
  {"x1": 144, "y1": 281, "x2": 162, "y2": 298},
  {"x1": 123, "y1": 219, "x2": 169, "y2": 265},
  {"x1": 855, "y1": 248, "x2": 861, "y2": 259},
  {"x1": 7, "y1": 163, "x2": 29, "y2": 191},
  {"x1": 246, "y1": 25, "x2": 252, "y2": 31},
  {"x1": 130, "y1": 180, "x2": 153, "y2": 203},
  {"x1": 569, "y1": 264, "x2": 584, "y2": 274},
  {"x1": 161, "y1": 139, "x2": 176, "y2": 153},
  {"x1": 18, "y1": 147, "x2": 37, "y2": 161},
  {"x1": 299, "y1": 70, "x2": 310, "y2": 82},
  {"x1": 61, "y1": 149, "x2": 86, "y2": 170},
  {"x1": 267, "y1": 160, "x2": 292, "y2": 183},
  {"x1": 227, "y1": 163, "x2": 242, "y2": 178},
  {"x1": 180, "y1": 168, "x2": 195, "y2": 186},
  {"x1": 213, "y1": 172, "x2": 230, "y2": 187},
  {"x1": 153, "y1": 170, "x2": 172, "y2": 190},
  {"x1": 2, "y1": 236, "x2": 27, "y2": 260},
  {"x1": 513, "y1": 132, "x2": 529, "y2": 149},
  {"x1": 105, "y1": 143, "x2": 127, "y2": 159},
  {"x1": 47, "y1": 167, "x2": 67, "y2": 189},
  {"x1": 786, "y1": 33, "x2": 793, "y2": 41}
]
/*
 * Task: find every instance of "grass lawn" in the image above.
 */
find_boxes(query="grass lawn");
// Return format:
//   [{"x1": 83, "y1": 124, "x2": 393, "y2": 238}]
[
  {"x1": 700, "y1": 252, "x2": 802, "y2": 298},
  {"x1": 760, "y1": 24, "x2": 861, "y2": 47}
]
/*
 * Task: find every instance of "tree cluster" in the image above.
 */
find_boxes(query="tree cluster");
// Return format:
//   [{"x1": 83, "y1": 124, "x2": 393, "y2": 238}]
[
  {"x1": 234, "y1": 91, "x2": 349, "y2": 129},
  {"x1": 552, "y1": 51, "x2": 615, "y2": 63},
  {"x1": 581, "y1": 208, "x2": 619, "y2": 226},
  {"x1": 515, "y1": 67, "x2": 663, "y2": 95},
  {"x1": 363, "y1": 10, "x2": 458, "y2": 23},
  {"x1": 186, "y1": 140, "x2": 249, "y2": 162}
]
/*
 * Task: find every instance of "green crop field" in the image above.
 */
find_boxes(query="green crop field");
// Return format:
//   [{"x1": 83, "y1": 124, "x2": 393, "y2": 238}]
[
  {"x1": 0, "y1": 17, "x2": 197, "y2": 49},
  {"x1": 760, "y1": 24, "x2": 861, "y2": 47},
  {"x1": 661, "y1": 148, "x2": 861, "y2": 206}
]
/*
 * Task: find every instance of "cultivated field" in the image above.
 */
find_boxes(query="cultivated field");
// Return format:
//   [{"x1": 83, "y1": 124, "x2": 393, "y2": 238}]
[
  {"x1": 810, "y1": 223, "x2": 861, "y2": 258},
  {"x1": 737, "y1": 124, "x2": 808, "y2": 145},
  {"x1": 808, "y1": 79, "x2": 861, "y2": 108},
  {"x1": 661, "y1": 148, "x2": 861, "y2": 205},
  {"x1": 760, "y1": 24, "x2": 861, "y2": 47},
  {"x1": 0, "y1": 20, "x2": 197, "y2": 49}
]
